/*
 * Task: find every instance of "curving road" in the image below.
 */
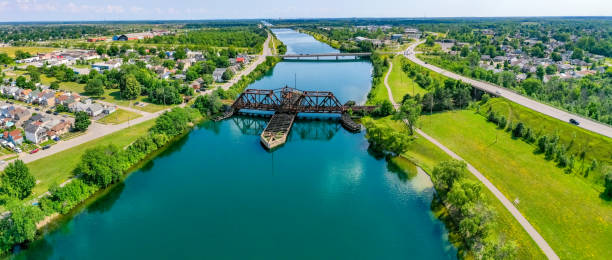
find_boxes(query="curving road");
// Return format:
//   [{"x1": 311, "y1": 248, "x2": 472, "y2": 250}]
[
  {"x1": 0, "y1": 32, "x2": 275, "y2": 171},
  {"x1": 382, "y1": 61, "x2": 559, "y2": 260},
  {"x1": 404, "y1": 40, "x2": 612, "y2": 138}
]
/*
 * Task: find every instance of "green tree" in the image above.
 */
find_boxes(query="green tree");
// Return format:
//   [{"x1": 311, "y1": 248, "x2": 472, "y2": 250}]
[
  {"x1": 74, "y1": 111, "x2": 91, "y2": 131},
  {"x1": 604, "y1": 172, "x2": 612, "y2": 198},
  {"x1": 15, "y1": 76, "x2": 27, "y2": 88},
  {"x1": 108, "y1": 45, "x2": 119, "y2": 56},
  {"x1": 95, "y1": 45, "x2": 106, "y2": 55},
  {"x1": 222, "y1": 69, "x2": 234, "y2": 81},
  {"x1": 521, "y1": 78, "x2": 542, "y2": 96},
  {"x1": 545, "y1": 65, "x2": 557, "y2": 75},
  {"x1": 0, "y1": 160, "x2": 35, "y2": 200},
  {"x1": 85, "y1": 75, "x2": 105, "y2": 96},
  {"x1": 512, "y1": 122, "x2": 525, "y2": 138},
  {"x1": 174, "y1": 48, "x2": 187, "y2": 60},
  {"x1": 0, "y1": 202, "x2": 43, "y2": 253},
  {"x1": 76, "y1": 145, "x2": 126, "y2": 187},
  {"x1": 193, "y1": 93, "x2": 223, "y2": 116},
  {"x1": 571, "y1": 48, "x2": 584, "y2": 60},
  {"x1": 162, "y1": 59, "x2": 175, "y2": 69},
  {"x1": 0, "y1": 53, "x2": 13, "y2": 64},
  {"x1": 551, "y1": 52, "x2": 562, "y2": 62},
  {"x1": 432, "y1": 160, "x2": 467, "y2": 196},
  {"x1": 425, "y1": 36, "x2": 435, "y2": 46},
  {"x1": 394, "y1": 99, "x2": 421, "y2": 135},
  {"x1": 536, "y1": 66, "x2": 545, "y2": 80},
  {"x1": 29, "y1": 70, "x2": 40, "y2": 83},
  {"x1": 121, "y1": 74, "x2": 141, "y2": 100},
  {"x1": 49, "y1": 81, "x2": 60, "y2": 90}
]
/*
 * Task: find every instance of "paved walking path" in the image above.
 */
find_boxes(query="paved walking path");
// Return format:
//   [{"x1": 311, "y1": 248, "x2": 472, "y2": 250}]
[
  {"x1": 382, "y1": 57, "x2": 559, "y2": 260},
  {"x1": 0, "y1": 32, "x2": 274, "y2": 171},
  {"x1": 404, "y1": 40, "x2": 612, "y2": 138},
  {"x1": 0, "y1": 108, "x2": 164, "y2": 171}
]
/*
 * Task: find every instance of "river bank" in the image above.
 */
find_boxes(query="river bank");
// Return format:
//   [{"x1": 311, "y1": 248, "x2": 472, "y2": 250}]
[{"x1": 11, "y1": 28, "x2": 457, "y2": 259}]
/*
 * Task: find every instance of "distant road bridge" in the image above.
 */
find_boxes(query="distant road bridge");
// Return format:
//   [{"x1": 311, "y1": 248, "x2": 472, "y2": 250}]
[
  {"x1": 280, "y1": 52, "x2": 371, "y2": 60},
  {"x1": 216, "y1": 86, "x2": 376, "y2": 149}
]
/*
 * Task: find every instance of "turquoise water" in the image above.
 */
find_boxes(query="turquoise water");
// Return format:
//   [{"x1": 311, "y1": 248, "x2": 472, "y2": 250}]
[{"x1": 14, "y1": 29, "x2": 456, "y2": 259}]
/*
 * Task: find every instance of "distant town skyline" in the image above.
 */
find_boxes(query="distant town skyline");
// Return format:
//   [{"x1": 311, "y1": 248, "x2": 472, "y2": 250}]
[{"x1": 0, "y1": 0, "x2": 610, "y2": 22}]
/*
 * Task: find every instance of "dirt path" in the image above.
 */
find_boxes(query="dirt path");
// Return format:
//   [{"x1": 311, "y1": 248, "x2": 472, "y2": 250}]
[{"x1": 381, "y1": 53, "x2": 559, "y2": 260}]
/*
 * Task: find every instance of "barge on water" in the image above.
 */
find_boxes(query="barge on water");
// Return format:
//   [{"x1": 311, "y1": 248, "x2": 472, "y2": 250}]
[{"x1": 216, "y1": 86, "x2": 376, "y2": 150}]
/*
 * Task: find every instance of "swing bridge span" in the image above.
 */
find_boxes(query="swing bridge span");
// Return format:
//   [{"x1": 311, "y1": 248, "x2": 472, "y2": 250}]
[{"x1": 215, "y1": 86, "x2": 376, "y2": 149}]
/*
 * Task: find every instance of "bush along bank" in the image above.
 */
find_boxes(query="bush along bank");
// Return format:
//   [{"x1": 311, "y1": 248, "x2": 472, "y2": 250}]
[
  {"x1": 431, "y1": 160, "x2": 517, "y2": 259},
  {"x1": 215, "y1": 56, "x2": 281, "y2": 100},
  {"x1": 0, "y1": 107, "x2": 202, "y2": 255},
  {"x1": 362, "y1": 112, "x2": 518, "y2": 258}
]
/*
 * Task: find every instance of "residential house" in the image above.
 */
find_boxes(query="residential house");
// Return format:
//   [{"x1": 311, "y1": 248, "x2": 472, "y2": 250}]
[
  {"x1": 24, "y1": 122, "x2": 47, "y2": 144},
  {"x1": 190, "y1": 78, "x2": 204, "y2": 90},
  {"x1": 213, "y1": 68, "x2": 228, "y2": 83},
  {"x1": 4, "y1": 129, "x2": 23, "y2": 145},
  {"x1": 50, "y1": 120, "x2": 72, "y2": 136}
]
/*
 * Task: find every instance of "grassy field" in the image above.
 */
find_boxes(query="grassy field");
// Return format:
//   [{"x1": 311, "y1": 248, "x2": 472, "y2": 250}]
[
  {"x1": 480, "y1": 98, "x2": 612, "y2": 185},
  {"x1": 0, "y1": 47, "x2": 57, "y2": 58},
  {"x1": 387, "y1": 55, "x2": 428, "y2": 103},
  {"x1": 48, "y1": 77, "x2": 171, "y2": 113},
  {"x1": 376, "y1": 41, "x2": 412, "y2": 53},
  {"x1": 97, "y1": 108, "x2": 142, "y2": 125},
  {"x1": 368, "y1": 117, "x2": 545, "y2": 259},
  {"x1": 27, "y1": 119, "x2": 156, "y2": 197},
  {"x1": 419, "y1": 110, "x2": 612, "y2": 259}
]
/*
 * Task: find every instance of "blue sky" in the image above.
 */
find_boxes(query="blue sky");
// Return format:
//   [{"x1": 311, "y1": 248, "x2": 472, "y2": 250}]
[{"x1": 0, "y1": 0, "x2": 610, "y2": 22}]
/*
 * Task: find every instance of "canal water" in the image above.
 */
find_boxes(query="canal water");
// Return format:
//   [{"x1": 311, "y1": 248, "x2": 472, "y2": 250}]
[{"x1": 13, "y1": 29, "x2": 456, "y2": 259}]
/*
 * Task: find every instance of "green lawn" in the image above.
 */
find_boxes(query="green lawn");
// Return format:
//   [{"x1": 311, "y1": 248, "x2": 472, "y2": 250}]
[
  {"x1": 368, "y1": 116, "x2": 545, "y2": 259},
  {"x1": 376, "y1": 41, "x2": 412, "y2": 53},
  {"x1": 40, "y1": 75, "x2": 85, "y2": 92},
  {"x1": 27, "y1": 119, "x2": 156, "y2": 197},
  {"x1": 97, "y1": 108, "x2": 142, "y2": 125},
  {"x1": 48, "y1": 76, "x2": 172, "y2": 113},
  {"x1": 419, "y1": 110, "x2": 612, "y2": 259},
  {"x1": 0, "y1": 47, "x2": 57, "y2": 58},
  {"x1": 387, "y1": 55, "x2": 428, "y2": 103},
  {"x1": 480, "y1": 98, "x2": 612, "y2": 185},
  {"x1": 39, "y1": 139, "x2": 56, "y2": 147}
]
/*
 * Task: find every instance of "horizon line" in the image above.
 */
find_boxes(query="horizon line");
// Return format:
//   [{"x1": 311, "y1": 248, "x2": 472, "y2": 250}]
[{"x1": 1, "y1": 15, "x2": 611, "y2": 24}]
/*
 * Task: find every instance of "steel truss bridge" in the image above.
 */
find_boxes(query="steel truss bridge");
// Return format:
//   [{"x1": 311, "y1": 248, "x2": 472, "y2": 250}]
[
  {"x1": 217, "y1": 86, "x2": 376, "y2": 150},
  {"x1": 231, "y1": 86, "x2": 374, "y2": 114}
]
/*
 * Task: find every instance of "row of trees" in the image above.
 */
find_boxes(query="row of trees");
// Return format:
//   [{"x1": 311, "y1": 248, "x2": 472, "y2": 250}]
[
  {"x1": 142, "y1": 27, "x2": 267, "y2": 53},
  {"x1": 485, "y1": 108, "x2": 599, "y2": 177},
  {"x1": 0, "y1": 107, "x2": 201, "y2": 254},
  {"x1": 432, "y1": 160, "x2": 517, "y2": 259}
]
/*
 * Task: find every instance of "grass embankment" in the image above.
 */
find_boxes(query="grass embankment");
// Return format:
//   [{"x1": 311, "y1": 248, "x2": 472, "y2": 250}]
[
  {"x1": 481, "y1": 98, "x2": 612, "y2": 186},
  {"x1": 26, "y1": 119, "x2": 156, "y2": 197},
  {"x1": 97, "y1": 108, "x2": 142, "y2": 125},
  {"x1": 0, "y1": 47, "x2": 57, "y2": 58},
  {"x1": 418, "y1": 109, "x2": 612, "y2": 259},
  {"x1": 387, "y1": 55, "x2": 428, "y2": 103},
  {"x1": 297, "y1": 29, "x2": 342, "y2": 49},
  {"x1": 370, "y1": 117, "x2": 546, "y2": 259}
]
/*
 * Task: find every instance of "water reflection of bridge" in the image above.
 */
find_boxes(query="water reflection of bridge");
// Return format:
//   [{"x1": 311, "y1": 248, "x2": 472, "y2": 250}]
[
  {"x1": 217, "y1": 86, "x2": 375, "y2": 149},
  {"x1": 232, "y1": 116, "x2": 342, "y2": 141}
]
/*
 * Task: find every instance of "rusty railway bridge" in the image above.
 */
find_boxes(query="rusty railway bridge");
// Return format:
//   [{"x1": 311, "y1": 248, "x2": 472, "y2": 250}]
[{"x1": 216, "y1": 86, "x2": 376, "y2": 149}]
